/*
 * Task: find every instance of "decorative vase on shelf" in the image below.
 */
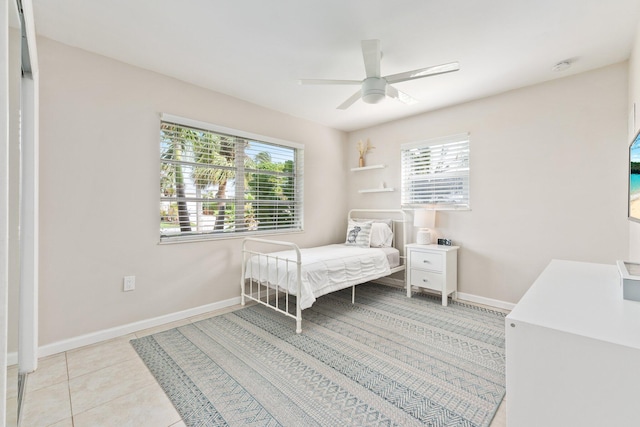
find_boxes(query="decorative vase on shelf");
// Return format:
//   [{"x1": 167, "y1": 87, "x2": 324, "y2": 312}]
[{"x1": 359, "y1": 156, "x2": 364, "y2": 167}]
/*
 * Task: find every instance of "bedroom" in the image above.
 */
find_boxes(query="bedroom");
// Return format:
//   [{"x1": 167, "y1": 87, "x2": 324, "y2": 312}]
[{"x1": 3, "y1": 0, "x2": 640, "y2": 426}]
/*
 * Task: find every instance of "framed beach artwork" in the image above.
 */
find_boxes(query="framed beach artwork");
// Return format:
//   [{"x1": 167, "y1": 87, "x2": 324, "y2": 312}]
[{"x1": 630, "y1": 128, "x2": 640, "y2": 222}]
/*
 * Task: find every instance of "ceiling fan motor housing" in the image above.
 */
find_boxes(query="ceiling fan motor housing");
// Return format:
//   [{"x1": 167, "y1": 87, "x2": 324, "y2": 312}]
[{"x1": 362, "y1": 77, "x2": 387, "y2": 104}]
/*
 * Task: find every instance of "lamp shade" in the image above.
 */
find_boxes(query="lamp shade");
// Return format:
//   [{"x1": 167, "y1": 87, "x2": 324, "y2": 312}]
[
  {"x1": 413, "y1": 209, "x2": 435, "y2": 229},
  {"x1": 414, "y1": 210, "x2": 436, "y2": 244}
]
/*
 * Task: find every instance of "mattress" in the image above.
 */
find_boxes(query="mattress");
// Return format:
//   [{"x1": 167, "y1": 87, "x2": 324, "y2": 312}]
[
  {"x1": 379, "y1": 246, "x2": 400, "y2": 269},
  {"x1": 245, "y1": 244, "x2": 392, "y2": 309}
]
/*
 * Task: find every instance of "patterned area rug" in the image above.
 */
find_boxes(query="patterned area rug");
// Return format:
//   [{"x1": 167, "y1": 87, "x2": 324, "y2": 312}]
[{"x1": 131, "y1": 284, "x2": 506, "y2": 427}]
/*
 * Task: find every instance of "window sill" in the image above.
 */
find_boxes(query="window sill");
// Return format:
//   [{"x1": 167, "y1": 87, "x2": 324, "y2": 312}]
[{"x1": 159, "y1": 229, "x2": 305, "y2": 244}]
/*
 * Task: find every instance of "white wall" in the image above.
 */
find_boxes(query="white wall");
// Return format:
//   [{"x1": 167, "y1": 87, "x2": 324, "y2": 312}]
[
  {"x1": 348, "y1": 63, "x2": 629, "y2": 304},
  {"x1": 1, "y1": 0, "x2": 11, "y2": 418},
  {"x1": 628, "y1": 20, "x2": 640, "y2": 261},
  {"x1": 6, "y1": 3, "x2": 19, "y2": 355},
  {"x1": 37, "y1": 37, "x2": 348, "y2": 346}
]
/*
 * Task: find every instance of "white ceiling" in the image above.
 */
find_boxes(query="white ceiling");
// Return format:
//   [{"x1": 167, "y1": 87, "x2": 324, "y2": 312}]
[{"x1": 32, "y1": 0, "x2": 640, "y2": 132}]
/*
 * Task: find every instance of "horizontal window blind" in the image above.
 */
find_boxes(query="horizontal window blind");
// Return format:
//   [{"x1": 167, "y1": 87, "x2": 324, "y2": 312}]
[
  {"x1": 401, "y1": 133, "x2": 470, "y2": 209},
  {"x1": 160, "y1": 116, "x2": 303, "y2": 242}
]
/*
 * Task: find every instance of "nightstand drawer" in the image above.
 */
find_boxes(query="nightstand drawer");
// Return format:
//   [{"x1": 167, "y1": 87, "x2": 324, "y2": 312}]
[
  {"x1": 409, "y1": 269, "x2": 443, "y2": 291},
  {"x1": 409, "y1": 250, "x2": 443, "y2": 272}
]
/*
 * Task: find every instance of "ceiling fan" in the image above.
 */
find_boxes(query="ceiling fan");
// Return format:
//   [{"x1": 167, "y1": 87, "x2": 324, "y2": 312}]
[{"x1": 299, "y1": 39, "x2": 460, "y2": 110}]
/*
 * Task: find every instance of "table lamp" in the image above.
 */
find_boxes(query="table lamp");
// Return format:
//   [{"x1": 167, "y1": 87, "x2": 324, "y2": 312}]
[{"x1": 414, "y1": 209, "x2": 436, "y2": 245}]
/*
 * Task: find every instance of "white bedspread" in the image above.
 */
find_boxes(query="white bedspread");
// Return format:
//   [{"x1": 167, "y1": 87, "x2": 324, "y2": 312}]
[{"x1": 244, "y1": 244, "x2": 391, "y2": 310}]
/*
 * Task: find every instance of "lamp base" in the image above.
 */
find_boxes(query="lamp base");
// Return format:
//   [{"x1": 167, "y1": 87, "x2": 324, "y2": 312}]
[{"x1": 416, "y1": 230, "x2": 432, "y2": 245}]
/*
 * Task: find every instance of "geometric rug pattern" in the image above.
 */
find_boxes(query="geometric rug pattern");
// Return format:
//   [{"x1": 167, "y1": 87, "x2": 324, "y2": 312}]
[{"x1": 131, "y1": 283, "x2": 506, "y2": 426}]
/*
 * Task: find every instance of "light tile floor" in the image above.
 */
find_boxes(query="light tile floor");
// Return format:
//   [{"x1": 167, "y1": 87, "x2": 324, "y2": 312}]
[{"x1": 7, "y1": 303, "x2": 507, "y2": 427}]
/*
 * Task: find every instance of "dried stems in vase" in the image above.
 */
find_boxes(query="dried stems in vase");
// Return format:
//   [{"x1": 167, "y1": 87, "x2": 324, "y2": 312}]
[{"x1": 357, "y1": 138, "x2": 375, "y2": 167}]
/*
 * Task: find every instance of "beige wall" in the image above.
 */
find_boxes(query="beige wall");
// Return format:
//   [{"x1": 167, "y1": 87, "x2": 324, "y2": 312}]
[
  {"x1": 348, "y1": 63, "x2": 629, "y2": 304},
  {"x1": 37, "y1": 38, "x2": 348, "y2": 346},
  {"x1": 628, "y1": 20, "x2": 640, "y2": 261}
]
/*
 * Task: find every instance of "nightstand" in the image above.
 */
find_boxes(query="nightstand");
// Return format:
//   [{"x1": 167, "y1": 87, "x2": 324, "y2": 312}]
[{"x1": 405, "y1": 243, "x2": 459, "y2": 306}]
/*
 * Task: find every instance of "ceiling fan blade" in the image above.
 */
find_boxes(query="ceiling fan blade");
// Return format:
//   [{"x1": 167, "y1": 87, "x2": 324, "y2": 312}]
[
  {"x1": 298, "y1": 79, "x2": 361, "y2": 85},
  {"x1": 386, "y1": 85, "x2": 419, "y2": 105},
  {"x1": 384, "y1": 61, "x2": 460, "y2": 84},
  {"x1": 361, "y1": 39, "x2": 381, "y2": 78},
  {"x1": 337, "y1": 90, "x2": 362, "y2": 110}
]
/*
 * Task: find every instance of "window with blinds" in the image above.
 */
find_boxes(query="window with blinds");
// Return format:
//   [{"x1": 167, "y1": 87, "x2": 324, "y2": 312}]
[
  {"x1": 160, "y1": 115, "x2": 303, "y2": 242},
  {"x1": 401, "y1": 133, "x2": 470, "y2": 209}
]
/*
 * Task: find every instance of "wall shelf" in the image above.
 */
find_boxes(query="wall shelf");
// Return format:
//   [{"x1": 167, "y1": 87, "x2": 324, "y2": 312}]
[
  {"x1": 351, "y1": 164, "x2": 386, "y2": 172},
  {"x1": 358, "y1": 188, "x2": 395, "y2": 194}
]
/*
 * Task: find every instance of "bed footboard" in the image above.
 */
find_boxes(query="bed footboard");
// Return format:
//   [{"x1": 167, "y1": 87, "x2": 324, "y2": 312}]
[{"x1": 241, "y1": 238, "x2": 303, "y2": 333}]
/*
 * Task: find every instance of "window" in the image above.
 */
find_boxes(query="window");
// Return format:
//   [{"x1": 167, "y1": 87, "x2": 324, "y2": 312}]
[
  {"x1": 160, "y1": 114, "x2": 303, "y2": 242},
  {"x1": 401, "y1": 133, "x2": 470, "y2": 209}
]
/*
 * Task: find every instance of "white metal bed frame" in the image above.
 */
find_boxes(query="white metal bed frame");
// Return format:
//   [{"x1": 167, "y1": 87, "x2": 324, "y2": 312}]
[{"x1": 240, "y1": 209, "x2": 407, "y2": 333}]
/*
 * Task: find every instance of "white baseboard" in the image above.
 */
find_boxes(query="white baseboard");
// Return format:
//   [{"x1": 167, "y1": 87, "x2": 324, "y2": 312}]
[
  {"x1": 456, "y1": 292, "x2": 515, "y2": 311},
  {"x1": 7, "y1": 352, "x2": 17, "y2": 367},
  {"x1": 37, "y1": 296, "x2": 242, "y2": 359}
]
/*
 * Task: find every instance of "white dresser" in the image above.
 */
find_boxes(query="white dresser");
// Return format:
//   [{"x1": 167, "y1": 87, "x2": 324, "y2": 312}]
[
  {"x1": 405, "y1": 243, "x2": 458, "y2": 305},
  {"x1": 506, "y1": 260, "x2": 640, "y2": 427}
]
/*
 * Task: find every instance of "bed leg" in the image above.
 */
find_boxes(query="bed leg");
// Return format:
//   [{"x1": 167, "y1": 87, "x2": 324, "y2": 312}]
[
  {"x1": 352, "y1": 285, "x2": 356, "y2": 304},
  {"x1": 296, "y1": 304, "x2": 302, "y2": 334}
]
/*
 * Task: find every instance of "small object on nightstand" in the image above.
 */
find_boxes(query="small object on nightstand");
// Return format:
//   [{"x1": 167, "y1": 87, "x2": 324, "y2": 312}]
[{"x1": 437, "y1": 238, "x2": 452, "y2": 246}]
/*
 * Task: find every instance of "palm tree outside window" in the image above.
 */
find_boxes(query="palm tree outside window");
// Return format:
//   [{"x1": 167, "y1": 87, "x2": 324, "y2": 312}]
[{"x1": 160, "y1": 116, "x2": 303, "y2": 242}]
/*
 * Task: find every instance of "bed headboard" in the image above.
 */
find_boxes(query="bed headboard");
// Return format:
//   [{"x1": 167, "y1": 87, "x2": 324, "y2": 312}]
[{"x1": 347, "y1": 209, "x2": 408, "y2": 256}]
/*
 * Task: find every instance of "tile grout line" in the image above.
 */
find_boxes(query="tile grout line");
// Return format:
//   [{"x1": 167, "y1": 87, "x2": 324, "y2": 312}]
[{"x1": 65, "y1": 351, "x2": 76, "y2": 426}]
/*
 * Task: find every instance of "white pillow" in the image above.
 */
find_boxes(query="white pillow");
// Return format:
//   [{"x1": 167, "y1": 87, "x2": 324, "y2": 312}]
[
  {"x1": 370, "y1": 222, "x2": 394, "y2": 248},
  {"x1": 345, "y1": 220, "x2": 373, "y2": 247},
  {"x1": 352, "y1": 217, "x2": 393, "y2": 228}
]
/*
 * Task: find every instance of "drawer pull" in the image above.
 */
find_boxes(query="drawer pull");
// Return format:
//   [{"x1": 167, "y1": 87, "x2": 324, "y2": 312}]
[
  {"x1": 422, "y1": 279, "x2": 428, "y2": 283},
  {"x1": 423, "y1": 260, "x2": 430, "y2": 263}
]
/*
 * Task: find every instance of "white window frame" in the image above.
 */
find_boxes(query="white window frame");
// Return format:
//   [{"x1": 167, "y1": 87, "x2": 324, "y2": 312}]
[
  {"x1": 401, "y1": 133, "x2": 470, "y2": 210},
  {"x1": 159, "y1": 113, "x2": 304, "y2": 243}
]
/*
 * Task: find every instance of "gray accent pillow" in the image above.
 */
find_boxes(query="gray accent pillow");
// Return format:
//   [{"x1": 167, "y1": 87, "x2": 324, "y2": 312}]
[{"x1": 345, "y1": 220, "x2": 373, "y2": 247}]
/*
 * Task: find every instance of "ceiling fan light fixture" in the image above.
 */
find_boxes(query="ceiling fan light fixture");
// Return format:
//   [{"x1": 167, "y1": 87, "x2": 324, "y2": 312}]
[{"x1": 362, "y1": 77, "x2": 387, "y2": 104}]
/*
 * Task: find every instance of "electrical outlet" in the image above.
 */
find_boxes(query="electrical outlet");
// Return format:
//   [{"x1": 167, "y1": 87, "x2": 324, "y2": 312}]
[{"x1": 123, "y1": 276, "x2": 135, "y2": 292}]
